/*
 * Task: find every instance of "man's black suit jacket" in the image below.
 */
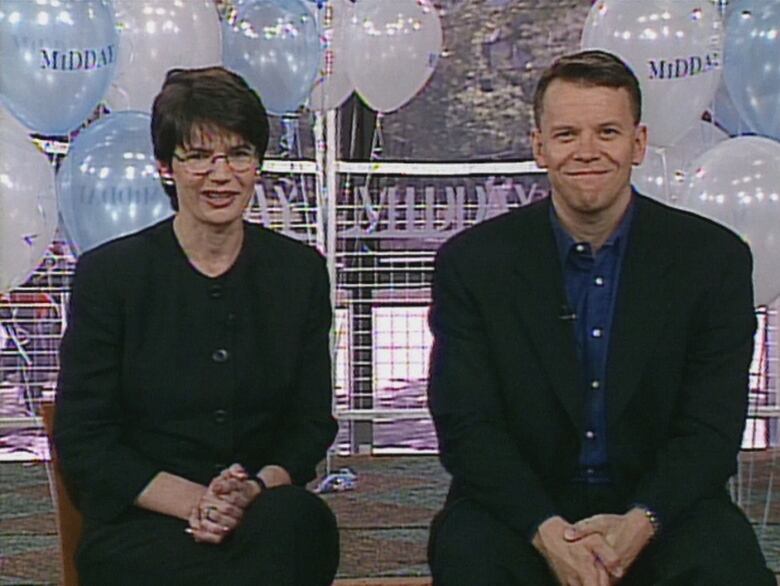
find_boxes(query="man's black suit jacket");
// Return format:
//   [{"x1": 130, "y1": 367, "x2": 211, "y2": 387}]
[
  {"x1": 428, "y1": 194, "x2": 756, "y2": 539},
  {"x1": 54, "y1": 219, "x2": 337, "y2": 524}
]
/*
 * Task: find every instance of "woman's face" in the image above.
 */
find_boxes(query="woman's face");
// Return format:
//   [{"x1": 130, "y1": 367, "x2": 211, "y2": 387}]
[{"x1": 160, "y1": 125, "x2": 258, "y2": 230}]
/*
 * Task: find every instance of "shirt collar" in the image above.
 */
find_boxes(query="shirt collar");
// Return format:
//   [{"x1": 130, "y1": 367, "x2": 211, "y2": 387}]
[{"x1": 548, "y1": 194, "x2": 635, "y2": 265}]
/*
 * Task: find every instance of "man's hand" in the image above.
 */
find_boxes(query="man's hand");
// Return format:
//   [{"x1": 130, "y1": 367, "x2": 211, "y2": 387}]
[
  {"x1": 563, "y1": 508, "x2": 656, "y2": 581},
  {"x1": 532, "y1": 516, "x2": 622, "y2": 586}
]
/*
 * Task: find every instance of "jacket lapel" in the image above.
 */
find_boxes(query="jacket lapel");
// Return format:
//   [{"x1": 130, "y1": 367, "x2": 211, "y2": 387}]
[
  {"x1": 606, "y1": 195, "x2": 675, "y2": 428},
  {"x1": 511, "y1": 200, "x2": 585, "y2": 434}
]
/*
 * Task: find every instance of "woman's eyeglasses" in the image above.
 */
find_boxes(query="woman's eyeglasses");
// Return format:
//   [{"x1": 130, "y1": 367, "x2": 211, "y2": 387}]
[{"x1": 172, "y1": 147, "x2": 258, "y2": 175}]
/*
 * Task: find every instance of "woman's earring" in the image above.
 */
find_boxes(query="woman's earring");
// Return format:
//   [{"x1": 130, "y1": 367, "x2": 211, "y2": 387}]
[
  {"x1": 160, "y1": 174, "x2": 175, "y2": 186},
  {"x1": 254, "y1": 168, "x2": 262, "y2": 183}
]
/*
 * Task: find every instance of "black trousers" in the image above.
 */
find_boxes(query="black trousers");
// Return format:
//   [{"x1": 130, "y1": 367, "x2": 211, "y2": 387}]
[
  {"x1": 77, "y1": 485, "x2": 339, "y2": 586},
  {"x1": 428, "y1": 485, "x2": 774, "y2": 586}
]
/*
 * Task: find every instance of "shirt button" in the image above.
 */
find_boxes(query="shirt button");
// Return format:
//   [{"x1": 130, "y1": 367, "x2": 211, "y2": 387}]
[
  {"x1": 213, "y1": 409, "x2": 228, "y2": 424},
  {"x1": 212, "y1": 348, "x2": 230, "y2": 363},
  {"x1": 586, "y1": 468, "x2": 595, "y2": 476},
  {"x1": 209, "y1": 285, "x2": 223, "y2": 300},
  {"x1": 594, "y1": 276, "x2": 604, "y2": 286},
  {"x1": 585, "y1": 430, "x2": 596, "y2": 440},
  {"x1": 591, "y1": 379, "x2": 601, "y2": 390},
  {"x1": 591, "y1": 328, "x2": 603, "y2": 338}
]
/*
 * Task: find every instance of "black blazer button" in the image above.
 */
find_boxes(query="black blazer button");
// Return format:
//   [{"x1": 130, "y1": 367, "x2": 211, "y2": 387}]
[
  {"x1": 212, "y1": 348, "x2": 229, "y2": 363},
  {"x1": 209, "y1": 285, "x2": 223, "y2": 299},
  {"x1": 213, "y1": 409, "x2": 228, "y2": 424}
]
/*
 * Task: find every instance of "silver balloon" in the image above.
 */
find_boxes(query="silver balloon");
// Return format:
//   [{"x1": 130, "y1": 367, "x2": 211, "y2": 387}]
[
  {"x1": 57, "y1": 112, "x2": 173, "y2": 256},
  {"x1": 346, "y1": 0, "x2": 443, "y2": 113},
  {"x1": 0, "y1": 110, "x2": 58, "y2": 294},
  {"x1": 633, "y1": 121, "x2": 728, "y2": 204},
  {"x1": 0, "y1": 0, "x2": 118, "y2": 135},
  {"x1": 680, "y1": 136, "x2": 780, "y2": 305},
  {"x1": 106, "y1": 0, "x2": 222, "y2": 113},
  {"x1": 709, "y1": 79, "x2": 748, "y2": 137},
  {"x1": 308, "y1": 0, "x2": 354, "y2": 111},
  {"x1": 223, "y1": 0, "x2": 322, "y2": 116},
  {"x1": 723, "y1": 0, "x2": 780, "y2": 141},
  {"x1": 582, "y1": 0, "x2": 724, "y2": 147}
]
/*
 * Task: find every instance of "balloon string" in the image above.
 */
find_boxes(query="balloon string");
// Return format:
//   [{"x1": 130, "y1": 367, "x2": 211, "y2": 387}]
[
  {"x1": 279, "y1": 115, "x2": 299, "y2": 159},
  {"x1": 361, "y1": 115, "x2": 384, "y2": 234},
  {"x1": 659, "y1": 147, "x2": 672, "y2": 204},
  {"x1": 5, "y1": 321, "x2": 32, "y2": 366},
  {"x1": 370, "y1": 114, "x2": 384, "y2": 161}
]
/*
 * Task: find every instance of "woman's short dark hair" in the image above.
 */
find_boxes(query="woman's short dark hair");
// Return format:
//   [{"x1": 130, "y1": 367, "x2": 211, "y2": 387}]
[
  {"x1": 533, "y1": 50, "x2": 642, "y2": 128},
  {"x1": 151, "y1": 66, "x2": 270, "y2": 210}
]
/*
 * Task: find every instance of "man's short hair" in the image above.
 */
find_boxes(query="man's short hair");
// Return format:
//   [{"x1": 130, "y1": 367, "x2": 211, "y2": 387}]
[
  {"x1": 533, "y1": 50, "x2": 642, "y2": 128},
  {"x1": 151, "y1": 66, "x2": 270, "y2": 210}
]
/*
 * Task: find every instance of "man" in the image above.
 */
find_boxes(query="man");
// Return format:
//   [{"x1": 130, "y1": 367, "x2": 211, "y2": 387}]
[{"x1": 427, "y1": 50, "x2": 774, "y2": 585}]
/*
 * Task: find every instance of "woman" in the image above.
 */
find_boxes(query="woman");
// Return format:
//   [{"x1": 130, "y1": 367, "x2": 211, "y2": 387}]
[{"x1": 54, "y1": 67, "x2": 339, "y2": 585}]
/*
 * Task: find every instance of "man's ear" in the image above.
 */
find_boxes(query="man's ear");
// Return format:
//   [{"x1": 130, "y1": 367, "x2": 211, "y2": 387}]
[
  {"x1": 531, "y1": 128, "x2": 547, "y2": 169},
  {"x1": 632, "y1": 124, "x2": 648, "y2": 167}
]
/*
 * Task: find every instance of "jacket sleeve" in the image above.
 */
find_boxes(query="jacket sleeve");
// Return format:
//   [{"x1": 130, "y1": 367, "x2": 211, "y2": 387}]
[
  {"x1": 267, "y1": 253, "x2": 338, "y2": 485},
  {"x1": 428, "y1": 244, "x2": 558, "y2": 539},
  {"x1": 54, "y1": 251, "x2": 161, "y2": 522},
  {"x1": 631, "y1": 239, "x2": 756, "y2": 529}
]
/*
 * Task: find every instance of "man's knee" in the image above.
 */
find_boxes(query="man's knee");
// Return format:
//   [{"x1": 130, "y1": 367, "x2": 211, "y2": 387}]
[
  {"x1": 429, "y1": 499, "x2": 554, "y2": 586},
  {"x1": 635, "y1": 498, "x2": 774, "y2": 586}
]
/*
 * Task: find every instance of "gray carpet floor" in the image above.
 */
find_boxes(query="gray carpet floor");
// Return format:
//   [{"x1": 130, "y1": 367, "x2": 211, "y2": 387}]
[{"x1": 1, "y1": 454, "x2": 778, "y2": 585}]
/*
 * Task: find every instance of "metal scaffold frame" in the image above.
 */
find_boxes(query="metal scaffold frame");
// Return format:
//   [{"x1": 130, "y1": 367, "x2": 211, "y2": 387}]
[{"x1": 0, "y1": 112, "x2": 777, "y2": 459}]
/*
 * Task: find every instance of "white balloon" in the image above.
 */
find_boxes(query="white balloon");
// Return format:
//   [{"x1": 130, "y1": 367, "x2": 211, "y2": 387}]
[
  {"x1": 633, "y1": 121, "x2": 728, "y2": 204},
  {"x1": 582, "y1": 0, "x2": 724, "y2": 147},
  {"x1": 309, "y1": 0, "x2": 354, "y2": 111},
  {"x1": 347, "y1": 0, "x2": 443, "y2": 113},
  {"x1": 679, "y1": 136, "x2": 780, "y2": 305},
  {"x1": 0, "y1": 112, "x2": 58, "y2": 294},
  {"x1": 106, "y1": 0, "x2": 222, "y2": 113},
  {"x1": 0, "y1": 102, "x2": 32, "y2": 137}
]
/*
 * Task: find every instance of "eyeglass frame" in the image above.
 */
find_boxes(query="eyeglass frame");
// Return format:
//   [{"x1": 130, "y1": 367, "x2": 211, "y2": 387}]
[{"x1": 171, "y1": 146, "x2": 260, "y2": 175}]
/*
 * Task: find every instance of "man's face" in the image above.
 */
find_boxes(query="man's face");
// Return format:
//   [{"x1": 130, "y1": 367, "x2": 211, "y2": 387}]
[{"x1": 532, "y1": 80, "x2": 647, "y2": 220}]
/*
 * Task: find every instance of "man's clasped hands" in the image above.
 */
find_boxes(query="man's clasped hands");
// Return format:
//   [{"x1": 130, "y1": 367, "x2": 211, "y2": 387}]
[{"x1": 532, "y1": 508, "x2": 656, "y2": 586}]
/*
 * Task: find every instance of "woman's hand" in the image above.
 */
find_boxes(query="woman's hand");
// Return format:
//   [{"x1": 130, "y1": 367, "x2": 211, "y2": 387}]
[
  {"x1": 186, "y1": 464, "x2": 260, "y2": 544},
  {"x1": 210, "y1": 464, "x2": 261, "y2": 508},
  {"x1": 187, "y1": 487, "x2": 245, "y2": 544}
]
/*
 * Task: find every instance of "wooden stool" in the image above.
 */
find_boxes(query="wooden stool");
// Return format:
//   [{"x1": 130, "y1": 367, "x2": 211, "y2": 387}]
[{"x1": 41, "y1": 402, "x2": 82, "y2": 586}]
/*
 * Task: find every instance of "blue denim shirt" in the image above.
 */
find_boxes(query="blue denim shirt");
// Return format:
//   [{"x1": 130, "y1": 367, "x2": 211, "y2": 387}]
[{"x1": 549, "y1": 198, "x2": 635, "y2": 483}]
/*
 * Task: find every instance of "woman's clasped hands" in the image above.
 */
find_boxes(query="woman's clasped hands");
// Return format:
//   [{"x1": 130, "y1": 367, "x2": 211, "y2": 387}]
[{"x1": 187, "y1": 464, "x2": 262, "y2": 544}]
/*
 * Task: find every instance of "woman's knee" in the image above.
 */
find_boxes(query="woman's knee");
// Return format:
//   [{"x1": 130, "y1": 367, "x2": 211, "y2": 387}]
[
  {"x1": 244, "y1": 485, "x2": 336, "y2": 534},
  {"x1": 228, "y1": 486, "x2": 338, "y2": 585},
  {"x1": 239, "y1": 484, "x2": 339, "y2": 570}
]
